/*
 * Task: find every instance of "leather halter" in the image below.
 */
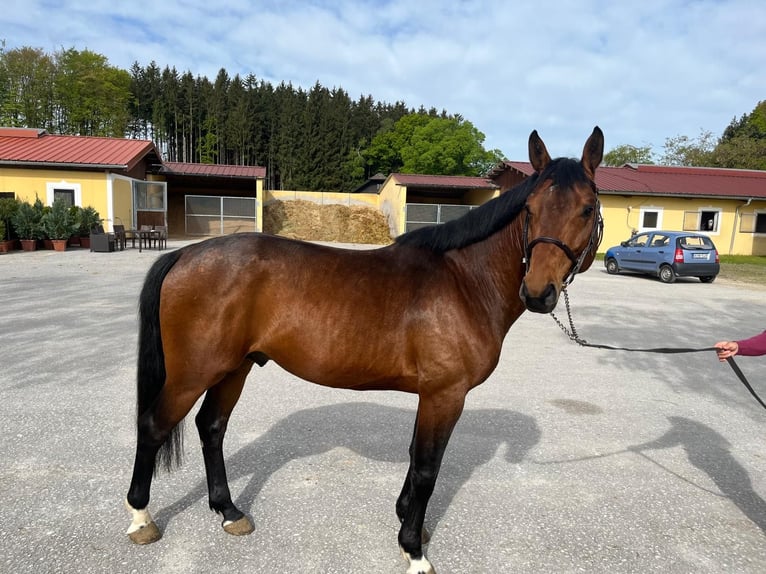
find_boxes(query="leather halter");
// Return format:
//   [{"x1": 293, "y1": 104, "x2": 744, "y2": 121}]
[{"x1": 521, "y1": 182, "x2": 603, "y2": 286}]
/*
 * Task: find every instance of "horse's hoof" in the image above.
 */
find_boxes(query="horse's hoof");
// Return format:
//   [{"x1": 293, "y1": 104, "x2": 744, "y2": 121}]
[
  {"x1": 223, "y1": 516, "x2": 254, "y2": 536},
  {"x1": 128, "y1": 521, "x2": 162, "y2": 545},
  {"x1": 400, "y1": 547, "x2": 436, "y2": 574}
]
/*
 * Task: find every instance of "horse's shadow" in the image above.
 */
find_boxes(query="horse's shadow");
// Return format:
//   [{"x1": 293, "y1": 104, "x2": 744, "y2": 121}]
[{"x1": 155, "y1": 401, "x2": 540, "y2": 533}]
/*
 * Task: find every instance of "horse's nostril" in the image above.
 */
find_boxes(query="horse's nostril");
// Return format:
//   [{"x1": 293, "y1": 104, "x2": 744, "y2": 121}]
[{"x1": 520, "y1": 282, "x2": 558, "y2": 314}]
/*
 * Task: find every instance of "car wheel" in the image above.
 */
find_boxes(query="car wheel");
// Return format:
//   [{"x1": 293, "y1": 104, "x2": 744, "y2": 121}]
[
  {"x1": 605, "y1": 258, "x2": 619, "y2": 274},
  {"x1": 659, "y1": 265, "x2": 676, "y2": 283},
  {"x1": 699, "y1": 276, "x2": 716, "y2": 283}
]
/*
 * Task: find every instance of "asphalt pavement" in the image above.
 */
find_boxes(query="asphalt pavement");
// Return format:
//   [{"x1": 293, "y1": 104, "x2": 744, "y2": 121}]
[{"x1": 1, "y1": 240, "x2": 765, "y2": 574}]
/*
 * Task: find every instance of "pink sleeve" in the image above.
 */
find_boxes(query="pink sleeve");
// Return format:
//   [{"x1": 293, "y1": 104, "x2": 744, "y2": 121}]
[{"x1": 737, "y1": 330, "x2": 766, "y2": 356}]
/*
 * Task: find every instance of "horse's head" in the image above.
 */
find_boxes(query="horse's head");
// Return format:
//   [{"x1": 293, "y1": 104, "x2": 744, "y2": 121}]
[{"x1": 519, "y1": 127, "x2": 604, "y2": 314}]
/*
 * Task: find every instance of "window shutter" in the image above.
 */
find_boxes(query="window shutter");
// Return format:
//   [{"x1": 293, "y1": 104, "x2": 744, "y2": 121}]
[
  {"x1": 682, "y1": 211, "x2": 698, "y2": 231},
  {"x1": 739, "y1": 213, "x2": 756, "y2": 233}
]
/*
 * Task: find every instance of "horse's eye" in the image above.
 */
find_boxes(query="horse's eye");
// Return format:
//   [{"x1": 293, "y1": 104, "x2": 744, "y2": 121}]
[{"x1": 582, "y1": 206, "x2": 595, "y2": 217}]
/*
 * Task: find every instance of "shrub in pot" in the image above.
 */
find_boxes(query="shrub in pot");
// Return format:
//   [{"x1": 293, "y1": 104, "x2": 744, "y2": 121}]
[
  {"x1": 41, "y1": 199, "x2": 79, "y2": 251},
  {"x1": 11, "y1": 200, "x2": 43, "y2": 251},
  {"x1": 77, "y1": 206, "x2": 101, "y2": 249},
  {"x1": 0, "y1": 197, "x2": 19, "y2": 252}
]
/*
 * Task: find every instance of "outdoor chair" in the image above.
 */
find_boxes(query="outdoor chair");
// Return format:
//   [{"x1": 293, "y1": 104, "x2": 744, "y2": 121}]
[
  {"x1": 90, "y1": 224, "x2": 115, "y2": 253},
  {"x1": 113, "y1": 224, "x2": 127, "y2": 251},
  {"x1": 154, "y1": 226, "x2": 168, "y2": 250}
]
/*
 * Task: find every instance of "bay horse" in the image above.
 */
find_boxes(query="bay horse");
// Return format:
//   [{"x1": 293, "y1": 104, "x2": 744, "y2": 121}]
[{"x1": 125, "y1": 127, "x2": 604, "y2": 574}]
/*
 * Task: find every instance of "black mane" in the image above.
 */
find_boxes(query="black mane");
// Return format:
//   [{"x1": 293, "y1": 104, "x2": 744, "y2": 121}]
[{"x1": 395, "y1": 158, "x2": 589, "y2": 254}]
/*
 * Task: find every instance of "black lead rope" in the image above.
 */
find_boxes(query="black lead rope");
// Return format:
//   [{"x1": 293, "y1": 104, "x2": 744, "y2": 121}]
[{"x1": 551, "y1": 289, "x2": 766, "y2": 411}]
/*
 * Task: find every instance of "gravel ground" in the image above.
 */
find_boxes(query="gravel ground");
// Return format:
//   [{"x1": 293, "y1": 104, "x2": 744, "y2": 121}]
[{"x1": 1, "y1": 240, "x2": 765, "y2": 574}]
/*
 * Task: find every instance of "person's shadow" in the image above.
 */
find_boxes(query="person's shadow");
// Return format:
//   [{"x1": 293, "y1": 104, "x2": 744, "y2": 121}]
[
  {"x1": 155, "y1": 402, "x2": 540, "y2": 535},
  {"x1": 629, "y1": 416, "x2": 766, "y2": 534}
]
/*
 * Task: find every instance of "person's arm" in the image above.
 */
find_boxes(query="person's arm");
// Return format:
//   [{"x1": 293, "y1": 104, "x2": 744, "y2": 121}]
[
  {"x1": 737, "y1": 329, "x2": 766, "y2": 357},
  {"x1": 716, "y1": 329, "x2": 766, "y2": 360}
]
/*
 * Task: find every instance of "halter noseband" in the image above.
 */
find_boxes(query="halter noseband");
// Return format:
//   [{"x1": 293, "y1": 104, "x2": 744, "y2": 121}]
[{"x1": 521, "y1": 183, "x2": 603, "y2": 286}]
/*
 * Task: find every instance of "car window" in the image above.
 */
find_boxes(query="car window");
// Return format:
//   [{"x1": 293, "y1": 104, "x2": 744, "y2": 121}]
[
  {"x1": 631, "y1": 234, "x2": 649, "y2": 247},
  {"x1": 650, "y1": 234, "x2": 670, "y2": 247},
  {"x1": 679, "y1": 235, "x2": 713, "y2": 249}
]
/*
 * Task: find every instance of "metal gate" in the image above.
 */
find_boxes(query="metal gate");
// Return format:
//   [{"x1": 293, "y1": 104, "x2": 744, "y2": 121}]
[
  {"x1": 185, "y1": 195, "x2": 257, "y2": 236},
  {"x1": 405, "y1": 203, "x2": 475, "y2": 233}
]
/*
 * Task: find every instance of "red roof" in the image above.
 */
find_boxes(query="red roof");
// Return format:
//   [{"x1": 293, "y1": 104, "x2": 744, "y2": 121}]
[
  {"x1": 501, "y1": 161, "x2": 766, "y2": 199},
  {"x1": 0, "y1": 128, "x2": 158, "y2": 171},
  {"x1": 162, "y1": 161, "x2": 265, "y2": 179},
  {"x1": 391, "y1": 173, "x2": 497, "y2": 189}
]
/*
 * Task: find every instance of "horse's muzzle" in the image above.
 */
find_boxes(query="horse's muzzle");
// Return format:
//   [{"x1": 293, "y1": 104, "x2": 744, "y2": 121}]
[{"x1": 519, "y1": 281, "x2": 559, "y2": 314}]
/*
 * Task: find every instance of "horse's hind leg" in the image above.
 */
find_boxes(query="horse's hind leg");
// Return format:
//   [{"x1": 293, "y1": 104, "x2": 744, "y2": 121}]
[
  {"x1": 195, "y1": 361, "x2": 254, "y2": 536},
  {"x1": 398, "y1": 391, "x2": 465, "y2": 574},
  {"x1": 125, "y1": 389, "x2": 202, "y2": 544}
]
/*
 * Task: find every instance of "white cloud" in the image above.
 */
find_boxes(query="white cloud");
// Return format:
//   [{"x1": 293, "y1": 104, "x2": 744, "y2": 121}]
[{"x1": 3, "y1": 0, "x2": 764, "y2": 161}]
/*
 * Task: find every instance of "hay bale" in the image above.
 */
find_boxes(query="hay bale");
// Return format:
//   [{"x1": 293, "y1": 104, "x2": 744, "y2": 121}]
[{"x1": 263, "y1": 200, "x2": 392, "y2": 244}]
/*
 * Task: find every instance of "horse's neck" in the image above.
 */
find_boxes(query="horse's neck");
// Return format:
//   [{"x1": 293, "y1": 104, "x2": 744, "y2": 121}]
[{"x1": 449, "y1": 221, "x2": 527, "y2": 333}]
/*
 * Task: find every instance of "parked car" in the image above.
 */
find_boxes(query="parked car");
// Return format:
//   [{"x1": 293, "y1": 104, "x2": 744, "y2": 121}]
[{"x1": 604, "y1": 230, "x2": 720, "y2": 283}]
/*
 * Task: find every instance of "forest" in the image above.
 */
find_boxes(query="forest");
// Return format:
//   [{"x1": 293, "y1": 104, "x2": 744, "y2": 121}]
[
  {"x1": 0, "y1": 45, "x2": 501, "y2": 192},
  {"x1": 1, "y1": 44, "x2": 763, "y2": 191}
]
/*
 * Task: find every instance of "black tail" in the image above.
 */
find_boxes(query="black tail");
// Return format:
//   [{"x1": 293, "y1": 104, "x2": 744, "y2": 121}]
[{"x1": 137, "y1": 249, "x2": 184, "y2": 473}]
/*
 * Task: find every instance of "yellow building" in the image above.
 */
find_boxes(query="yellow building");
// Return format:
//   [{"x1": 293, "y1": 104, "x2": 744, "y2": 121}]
[
  {"x1": 492, "y1": 162, "x2": 766, "y2": 256},
  {"x1": 0, "y1": 127, "x2": 264, "y2": 237}
]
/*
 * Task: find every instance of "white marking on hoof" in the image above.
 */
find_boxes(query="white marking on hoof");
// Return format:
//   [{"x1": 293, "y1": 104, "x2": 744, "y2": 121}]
[
  {"x1": 400, "y1": 547, "x2": 436, "y2": 574},
  {"x1": 124, "y1": 499, "x2": 153, "y2": 534},
  {"x1": 124, "y1": 499, "x2": 162, "y2": 544}
]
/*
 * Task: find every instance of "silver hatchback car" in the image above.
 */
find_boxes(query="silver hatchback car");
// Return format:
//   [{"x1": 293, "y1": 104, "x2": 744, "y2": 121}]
[{"x1": 604, "y1": 230, "x2": 720, "y2": 283}]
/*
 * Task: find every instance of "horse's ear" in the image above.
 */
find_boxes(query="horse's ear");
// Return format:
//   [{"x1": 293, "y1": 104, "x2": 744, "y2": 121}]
[
  {"x1": 528, "y1": 130, "x2": 551, "y2": 173},
  {"x1": 581, "y1": 126, "x2": 604, "y2": 177}
]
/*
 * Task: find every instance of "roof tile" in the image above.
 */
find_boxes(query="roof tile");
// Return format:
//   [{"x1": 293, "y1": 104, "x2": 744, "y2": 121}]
[
  {"x1": 500, "y1": 161, "x2": 766, "y2": 199},
  {"x1": 0, "y1": 129, "x2": 157, "y2": 170},
  {"x1": 162, "y1": 161, "x2": 265, "y2": 179},
  {"x1": 391, "y1": 173, "x2": 497, "y2": 189}
]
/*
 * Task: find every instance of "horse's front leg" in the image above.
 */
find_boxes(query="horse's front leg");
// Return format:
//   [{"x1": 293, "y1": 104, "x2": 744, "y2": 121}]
[
  {"x1": 398, "y1": 391, "x2": 465, "y2": 574},
  {"x1": 195, "y1": 362, "x2": 254, "y2": 535}
]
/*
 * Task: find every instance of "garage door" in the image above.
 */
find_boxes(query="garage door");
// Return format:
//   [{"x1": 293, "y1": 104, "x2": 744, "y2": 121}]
[{"x1": 185, "y1": 195, "x2": 257, "y2": 235}]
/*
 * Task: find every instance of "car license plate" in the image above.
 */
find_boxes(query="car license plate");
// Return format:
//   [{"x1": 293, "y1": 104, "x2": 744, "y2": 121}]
[{"x1": 692, "y1": 253, "x2": 709, "y2": 259}]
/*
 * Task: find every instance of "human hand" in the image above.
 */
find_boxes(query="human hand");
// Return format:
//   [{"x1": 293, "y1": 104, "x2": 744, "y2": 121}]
[{"x1": 714, "y1": 341, "x2": 739, "y2": 361}]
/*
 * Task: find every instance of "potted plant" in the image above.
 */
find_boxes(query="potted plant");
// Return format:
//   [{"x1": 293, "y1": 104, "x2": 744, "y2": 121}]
[
  {"x1": 41, "y1": 199, "x2": 78, "y2": 251},
  {"x1": 77, "y1": 206, "x2": 101, "y2": 249},
  {"x1": 68, "y1": 206, "x2": 82, "y2": 247},
  {"x1": 0, "y1": 197, "x2": 19, "y2": 252},
  {"x1": 11, "y1": 200, "x2": 43, "y2": 251}
]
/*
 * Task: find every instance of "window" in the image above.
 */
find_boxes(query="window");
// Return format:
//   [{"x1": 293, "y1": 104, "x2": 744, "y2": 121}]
[
  {"x1": 740, "y1": 212, "x2": 766, "y2": 234},
  {"x1": 639, "y1": 207, "x2": 662, "y2": 231},
  {"x1": 133, "y1": 181, "x2": 166, "y2": 210},
  {"x1": 630, "y1": 233, "x2": 650, "y2": 247},
  {"x1": 46, "y1": 181, "x2": 81, "y2": 207},
  {"x1": 0, "y1": 192, "x2": 14, "y2": 199},
  {"x1": 650, "y1": 233, "x2": 670, "y2": 247},
  {"x1": 53, "y1": 188, "x2": 75, "y2": 207},
  {"x1": 683, "y1": 209, "x2": 720, "y2": 232}
]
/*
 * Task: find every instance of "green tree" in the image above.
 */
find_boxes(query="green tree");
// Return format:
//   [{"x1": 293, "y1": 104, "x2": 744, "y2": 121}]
[
  {"x1": 603, "y1": 144, "x2": 654, "y2": 166},
  {"x1": 658, "y1": 130, "x2": 716, "y2": 167},
  {"x1": 0, "y1": 45, "x2": 55, "y2": 129},
  {"x1": 54, "y1": 48, "x2": 131, "y2": 136},
  {"x1": 364, "y1": 113, "x2": 501, "y2": 176},
  {"x1": 711, "y1": 101, "x2": 766, "y2": 170}
]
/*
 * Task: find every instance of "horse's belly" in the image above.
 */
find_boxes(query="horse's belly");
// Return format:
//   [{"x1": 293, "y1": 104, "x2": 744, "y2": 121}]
[{"x1": 270, "y1": 351, "x2": 419, "y2": 393}]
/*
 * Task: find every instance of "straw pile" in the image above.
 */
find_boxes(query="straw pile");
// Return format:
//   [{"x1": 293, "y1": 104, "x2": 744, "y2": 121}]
[{"x1": 263, "y1": 200, "x2": 392, "y2": 245}]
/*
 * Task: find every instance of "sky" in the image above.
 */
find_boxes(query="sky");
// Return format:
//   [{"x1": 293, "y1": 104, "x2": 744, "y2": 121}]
[{"x1": 3, "y1": 0, "x2": 765, "y2": 162}]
